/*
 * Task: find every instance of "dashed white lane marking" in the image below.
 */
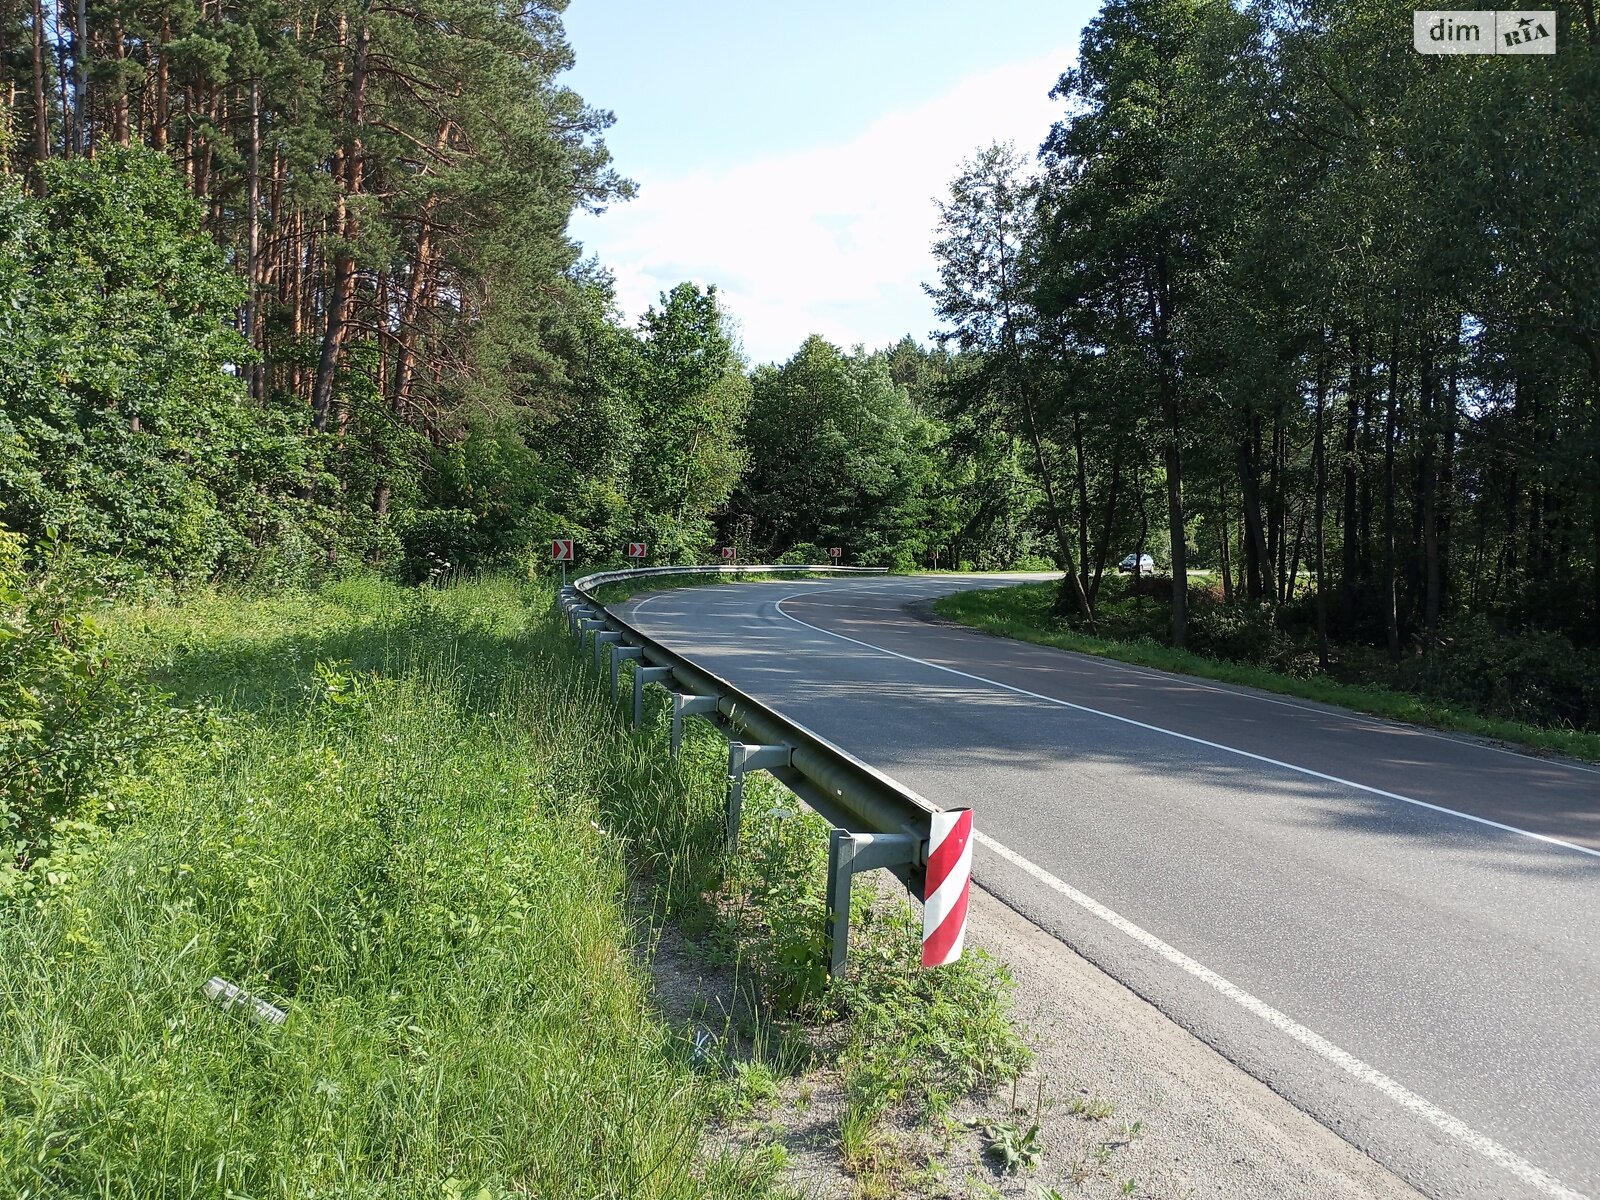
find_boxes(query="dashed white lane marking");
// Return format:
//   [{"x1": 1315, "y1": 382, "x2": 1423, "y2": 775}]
[
  {"x1": 974, "y1": 830, "x2": 1587, "y2": 1200},
  {"x1": 773, "y1": 593, "x2": 1600, "y2": 862}
]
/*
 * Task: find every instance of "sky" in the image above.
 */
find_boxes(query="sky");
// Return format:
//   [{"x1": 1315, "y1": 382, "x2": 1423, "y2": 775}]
[{"x1": 560, "y1": 1, "x2": 1101, "y2": 365}]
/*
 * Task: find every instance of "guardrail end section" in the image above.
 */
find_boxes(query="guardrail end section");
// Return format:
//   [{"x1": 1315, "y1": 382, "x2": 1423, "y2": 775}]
[{"x1": 921, "y1": 809, "x2": 973, "y2": 968}]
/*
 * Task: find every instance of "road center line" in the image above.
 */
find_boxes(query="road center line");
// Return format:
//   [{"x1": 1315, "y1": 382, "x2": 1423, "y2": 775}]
[
  {"x1": 773, "y1": 594, "x2": 1600, "y2": 862},
  {"x1": 973, "y1": 830, "x2": 1585, "y2": 1200}
]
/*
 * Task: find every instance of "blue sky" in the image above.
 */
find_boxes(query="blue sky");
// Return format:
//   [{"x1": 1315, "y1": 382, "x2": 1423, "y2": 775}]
[{"x1": 561, "y1": 1, "x2": 1100, "y2": 364}]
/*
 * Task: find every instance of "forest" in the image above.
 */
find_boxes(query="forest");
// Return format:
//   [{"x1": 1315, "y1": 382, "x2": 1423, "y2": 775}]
[
  {"x1": 0, "y1": 3, "x2": 1596, "y2": 1193},
  {"x1": 2, "y1": 1, "x2": 1598, "y2": 709}
]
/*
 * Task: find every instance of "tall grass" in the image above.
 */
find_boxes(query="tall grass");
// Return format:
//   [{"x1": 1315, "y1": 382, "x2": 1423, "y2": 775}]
[{"x1": 0, "y1": 575, "x2": 778, "y2": 1199}]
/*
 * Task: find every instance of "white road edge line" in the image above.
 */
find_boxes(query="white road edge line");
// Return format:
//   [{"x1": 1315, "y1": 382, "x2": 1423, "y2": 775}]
[
  {"x1": 973, "y1": 829, "x2": 1587, "y2": 1200},
  {"x1": 773, "y1": 594, "x2": 1600, "y2": 863},
  {"x1": 628, "y1": 580, "x2": 1589, "y2": 1194}
]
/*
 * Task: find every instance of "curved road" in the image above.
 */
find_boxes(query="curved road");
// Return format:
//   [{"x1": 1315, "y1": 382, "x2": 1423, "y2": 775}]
[{"x1": 618, "y1": 573, "x2": 1600, "y2": 1200}]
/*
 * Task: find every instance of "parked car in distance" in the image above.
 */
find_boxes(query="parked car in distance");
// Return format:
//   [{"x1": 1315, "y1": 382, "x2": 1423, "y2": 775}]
[{"x1": 1118, "y1": 552, "x2": 1156, "y2": 574}]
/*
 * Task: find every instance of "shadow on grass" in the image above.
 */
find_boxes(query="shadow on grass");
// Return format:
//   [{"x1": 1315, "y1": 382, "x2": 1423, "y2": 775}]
[{"x1": 145, "y1": 597, "x2": 570, "y2": 721}]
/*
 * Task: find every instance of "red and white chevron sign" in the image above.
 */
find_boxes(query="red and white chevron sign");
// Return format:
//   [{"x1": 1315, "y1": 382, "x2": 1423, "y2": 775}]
[
  {"x1": 922, "y1": 808, "x2": 973, "y2": 967},
  {"x1": 627, "y1": 542, "x2": 647, "y2": 558},
  {"x1": 720, "y1": 546, "x2": 736, "y2": 560},
  {"x1": 551, "y1": 538, "x2": 574, "y2": 561}
]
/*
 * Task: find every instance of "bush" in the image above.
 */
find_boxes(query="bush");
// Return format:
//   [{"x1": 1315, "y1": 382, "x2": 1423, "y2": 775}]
[
  {"x1": 0, "y1": 151, "x2": 315, "y2": 588},
  {"x1": 1189, "y1": 600, "x2": 1284, "y2": 666},
  {"x1": 0, "y1": 530, "x2": 171, "y2": 896},
  {"x1": 1415, "y1": 617, "x2": 1600, "y2": 730},
  {"x1": 1010, "y1": 553, "x2": 1056, "y2": 572},
  {"x1": 776, "y1": 542, "x2": 826, "y2": 565}
]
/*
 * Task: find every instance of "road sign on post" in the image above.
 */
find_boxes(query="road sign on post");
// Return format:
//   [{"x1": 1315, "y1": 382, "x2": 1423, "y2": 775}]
[
  {"x1": 552, "y1": 538, "x2": 574, "y2": 585},
  {"x1": 627, "y1": 542, "x2": 647, "y2": 559},
  {"x1": 720, "y1": 546, "x2": 736, "y2": 562},
  {"x1": 921, "y1": 808, "x2": 972, "y2": 968},
  {"x1": 826, "y1": 547, "x2": 842, "y2": 560}
]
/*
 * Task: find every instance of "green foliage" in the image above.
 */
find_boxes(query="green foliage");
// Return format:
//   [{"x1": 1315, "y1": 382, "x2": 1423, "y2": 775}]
[
  {"x1": 622, "y1": 284, "x2": 751, "y2": 561},
  {"x1": 1189, "y1": 599, "x2": 1285, "y2": 668},
  {"x1": 698, "y1": 750, "x2": 1030, "y2": 1125},
  {"x1": 0, "y1": 575, "x2": 783, "y2": 1199},
  {"x1": 734, "y1": 337, "x2": 933, "y2": 566},
  {"x1": 776, "y1": 542, "x2": 827, "y2": 565},
  {"x1": 977, "y1": 1117, "x2": 1043, "y2": 1174},
  {"x1": 0, "y1": 152, "x2": 315, "y2": 588},
  {"x1": 1415, "y1": 618, "x2": 1600, "y2": 732},
  {"x1": 725, "y1": 801, "x2": 835, "y2": 1015},
  {"x1": 0, "y1": 529, "x2": 171, "y2": 897},
  {"x1": 833, "y1": 904, "x2": 1031, "y2": 1122}
]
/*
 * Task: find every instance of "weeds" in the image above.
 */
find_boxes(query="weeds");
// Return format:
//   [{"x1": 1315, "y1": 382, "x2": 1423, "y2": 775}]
[
  {"x1": 976, "y1": 1117, "x2": 1043, "y2": 1173},
  {"x1": 1069, "y1": 1092, "x2": 1118, "y2": 1120},
  {"x1": 0, "y1": 571, "x2": 1033, "y2": 1197},
  {"x1": 0, "y1": 575, "x2": 782, "y2": 1198}
]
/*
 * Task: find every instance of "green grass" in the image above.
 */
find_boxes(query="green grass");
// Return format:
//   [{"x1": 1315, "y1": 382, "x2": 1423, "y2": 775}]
[
  {"x1": 0, "y1": 572, "x2": 1030, "y2": 1198},
  {"x1": 936, "y1": 581, "x2": 1600, "y2": 763},
  {"x1": 0, "y1": 575, "x2": 783, "y2": 1199}
]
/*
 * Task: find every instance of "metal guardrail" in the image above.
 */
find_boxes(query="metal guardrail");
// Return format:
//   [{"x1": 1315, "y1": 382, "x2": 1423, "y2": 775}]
[{"x1": 560, "y1": 564, "x2": 957, "y2": 974}]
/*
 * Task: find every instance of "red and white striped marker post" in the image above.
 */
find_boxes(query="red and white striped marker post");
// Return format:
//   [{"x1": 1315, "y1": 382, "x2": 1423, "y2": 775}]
[{"x1": 922, "y1": 808, "x2": 973, "y2": 967}]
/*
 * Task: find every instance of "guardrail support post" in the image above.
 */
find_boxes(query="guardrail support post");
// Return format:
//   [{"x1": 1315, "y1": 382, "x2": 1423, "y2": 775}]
[
  {"x1": 592, "y1": 630, "x2": 622, "y2": 670},
  {"x1": 565, "y1": 605, "x2": 590, "y2": 639},
  {"x1": 634, "y1": 666, "x2": 674, "y2": 727},
  {"x1": 823, "y1": 831, "x2": 919, "y2": 977},
  {"x1": 724, "y1": 744, "x2": 793, "y2": 845},
  {"x1": 610, "y1": 645, "x2": 643, "y2": 699},
  {"x1": 670, "y1": 693, "x2": 718, "y2": 758},
  {"x1": 576, "y1": 616, "x2": 606, "y2": 649}
]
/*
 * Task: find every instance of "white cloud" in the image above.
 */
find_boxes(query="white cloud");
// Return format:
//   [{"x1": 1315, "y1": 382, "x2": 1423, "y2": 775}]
[{"x1": 570, "y1": 49, "x2": 1075, "y2": 365}]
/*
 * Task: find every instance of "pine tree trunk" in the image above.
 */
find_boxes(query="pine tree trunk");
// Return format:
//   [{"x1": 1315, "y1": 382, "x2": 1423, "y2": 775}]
[
  {"x1": 245, "y1": 77, "x2": 262, "y2": 400},
  {"x1": 1155, "y1": 251, "x2": 1186, "y2": 648},
  {"x1": 1073, "y1": 412, "x2": 1090, "y2": 597},
  {"x1": 1420, "y1": 340, "x2": 1441, "y2": 657},
  {"x1": 312, "y1": 20, "x2": 370, "y2": 434},
  {"x1": 1219, "y1": 480, "x2": 1233, "y2": 605},
  {"x1": 1021, "y1": 379, "x2": 1094, "y2": 626},
  {"x1": 1313, "y1": 341, "x2": 1330, "y2": 672},
  {"x1": 1236, "y1": 431, "x2": 1270, "y2": 603},
  {"x1": 30, "y1": 0, "x2": 48, "y2": 167},
  {"x1": 1089, "y1": 450, "x2": 1120, "y2": 606},
  {"x1": 1340, "y1": 330, "x2": 1361, "y2": 639},
  {"x1": 1382, "y1": 314, "x2": 1402, "y2": 662},
  {"x1": 111, "y1": 17, "x2": 128, "y2": 145},
  {"x1": 152, "y1": 14, "x2": 169, "y2": 149}
]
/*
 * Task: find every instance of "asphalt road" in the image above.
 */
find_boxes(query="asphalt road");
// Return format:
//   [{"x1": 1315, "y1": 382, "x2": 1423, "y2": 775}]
[{"x1": 618, "y1": 573, "x2": 1600, "y2": 1200}]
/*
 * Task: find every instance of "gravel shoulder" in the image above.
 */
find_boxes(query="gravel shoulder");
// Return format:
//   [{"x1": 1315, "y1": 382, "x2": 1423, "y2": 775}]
[
  {"x1": 642, "y1": 878, "x2": 1423, "y2": 1199},
  {"x1": 961, "y1": 885, "x2": 1424, "y2": 1200}
]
